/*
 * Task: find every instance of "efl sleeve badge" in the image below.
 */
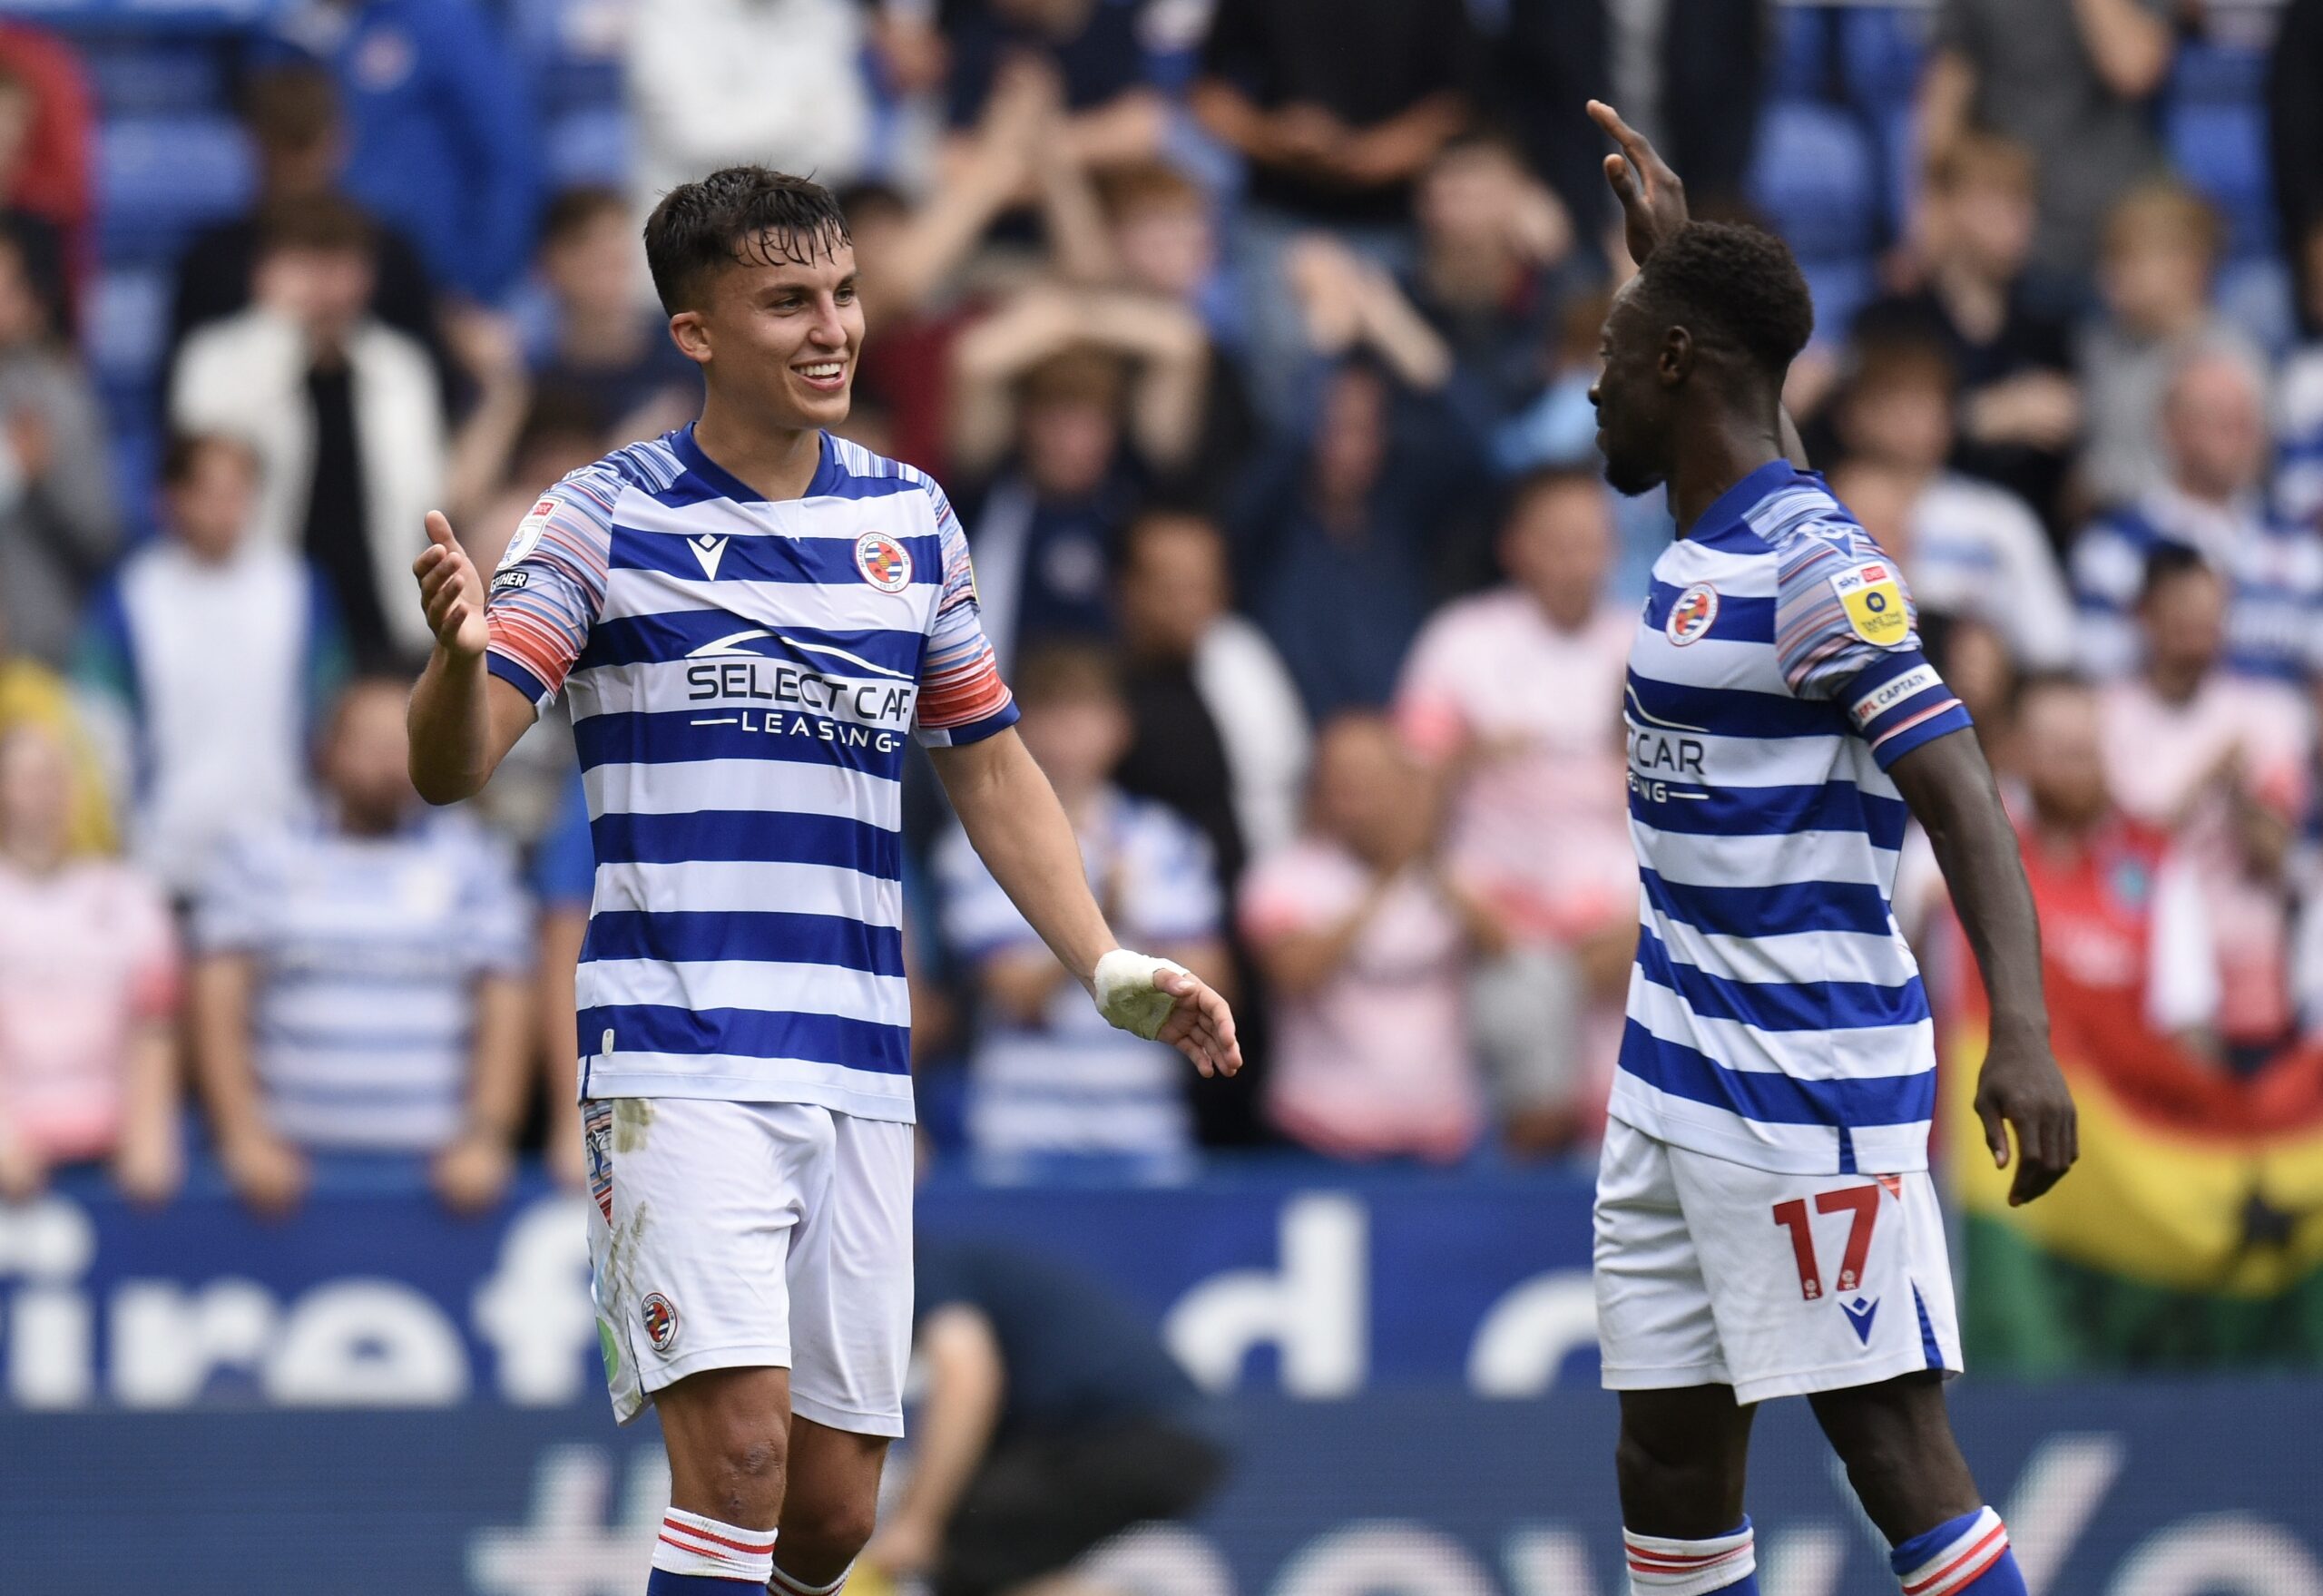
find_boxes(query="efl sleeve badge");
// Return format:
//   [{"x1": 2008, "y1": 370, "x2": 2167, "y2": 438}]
[{"x1": 1828, "y1": 562, "x2": 1910, "y2": 648}]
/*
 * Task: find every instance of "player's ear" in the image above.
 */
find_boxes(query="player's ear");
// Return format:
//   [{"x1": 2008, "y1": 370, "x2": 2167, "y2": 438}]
[
  {"x1": 668, "y1": 308, "x2": 712, "y2": 367},
  {"x1": 1658, "y1": 325, "x2": 1693, "y2": 386}
]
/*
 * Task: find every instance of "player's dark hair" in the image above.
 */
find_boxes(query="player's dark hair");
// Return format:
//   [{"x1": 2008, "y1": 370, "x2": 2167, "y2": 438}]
[
  {"x1": 1632, "y1": 221, "x2": 1816, "y2": 380},
  {"x1": 644, "y1": 166, "x2": 851, "y2": 315},
  {"x1": 2137, "y1": 543, "x2": 2216, "y2": 607}
]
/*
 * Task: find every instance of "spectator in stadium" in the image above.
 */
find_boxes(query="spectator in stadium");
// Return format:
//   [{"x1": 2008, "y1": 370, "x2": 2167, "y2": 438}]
[
  {"x1": 1855, "y1": 132, "x2": 2081, "y2": 536},
  {"x1": 0, "y1": 63, "x2": 72, "y2": 339},
  {"x1": 2007, "y1": 674, "x2": 2220, "y2": 1051},
  {"x1": 862, "y1": 1238, "x2": 1228, "y2": 1596},
  {"x1": 940, "y1": 0, "x2": 1168, "y2": 173},
  {"x1": 0, "y1": 608, "x2": 110, "y2": 856},
  {"x1": 190, "y1": 673, "x2": 532, "y2": 1216},
  {"x1": 1242, "y1": 712, "x2": 1497, "y2": 1160},
  {"x1": 1918, "y1": 0, "x2": 2173, "y2": 277},
  {"x1": 0, "y1": 720, "x2": 181, "y2": 1204},
  {"x1": 0, "y1": 221, "x2": 113, "y2": 674},
  {"x1": 1395, "y1": 469, "x2": 1636, "y2": 1154},
  {"x1": 2268, "y1": 0, "x2": 2323, "y2": 338},
  {"x1": 2077, "y1": 182, "x2": 2263, "y2": 511},
  {"x1": 1404, "y1": 132, "x2": 1577, "y2": 425},
  {"x1": 2100, "y1": 550, "x2": 2310, "y2": 1066},
  {"x1": 530, "y1": 775, "x2": 593, "y2": 1191},
  {"x1": 1191, "y1": 0, "x2": 1472, "y2": 421},
  {"x1": 949, "y1": 344, "x2": 1187, "y2": 666},
  {"x1": 626, "y1": 0, "x2": 867, "y2": 231},
  {"x1": 0, "y1": 23, "x2": 90, "y2": 323},
  {"x1": 2071, "y1": 346, "x2": 2323, "y2": 685},
  {"x1": 1824, "y1": 337, "x2": 2077, "y2": 671},
  {"x1": 171, "y1": 194, "x2": 445, "y2": 665},
  {"x1": 274, "y1": 0, "x2": 541, "y2": 302},
  {"x1": 1236, "y1": 358, "x2": 1434, "y2": 720},
  {"x1": 165, "y1": 63, "x2": 440, "y2": 389},
  {"x1": 1472, "y1": 0, "x2": 1609, "y2": 238},
  {"x1": 1114, "y1": 507, "x2": 1311, "y2": 880},
  {"x1": 526, "y1": 186, "x2": 701, "y2": 440},
  {"x1": 935, "y1": 643, "x2": 1227, "y2": 1179},
  {"x1": 74, "y1": 435, "x2": 348, "y2": 903}
]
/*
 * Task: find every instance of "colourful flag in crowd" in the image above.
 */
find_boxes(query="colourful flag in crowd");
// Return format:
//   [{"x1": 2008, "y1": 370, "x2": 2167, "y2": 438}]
[{"x1": 1942, "y1": 960, "x2": 2323, "y2": 1372}]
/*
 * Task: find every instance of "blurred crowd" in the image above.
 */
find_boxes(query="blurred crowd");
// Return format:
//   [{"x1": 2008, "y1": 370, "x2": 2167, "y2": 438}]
[{"x1": 10, "y1": 0, "x2": 2323, "y2": 1208}]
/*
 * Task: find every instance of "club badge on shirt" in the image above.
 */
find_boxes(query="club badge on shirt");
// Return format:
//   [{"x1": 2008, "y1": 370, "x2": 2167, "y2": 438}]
[
  {"x1": 1828, "y1": 563, "x2": 1909, "y2": 647},
  {"x1": 855, "y1": 531, "x2": 912, "y2": 593},
  {"x1": 1666, "y1": 583, "x2": 1720, "y2": 645}
]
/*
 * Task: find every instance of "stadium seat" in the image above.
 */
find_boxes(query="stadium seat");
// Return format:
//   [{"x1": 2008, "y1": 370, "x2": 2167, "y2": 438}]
[
  {"x1": 1748, "y1": 101, "x2": 1880, "y2": 262},
  {"x1": 78, "y1": 37, "x2": 226, "y2": 118},
  {"x1": 86, "y1": 264, "x2": 170, "y2": 390},
  {"x1": 98, "y1": 114, "x2": 252, "y2": 267},
  {"x1": 2171, "y1": 102, "x2": 2274, "y2": 261},
  {"x1": 546, "y1": 105, "x2": 631, "y2": 189},
  {"x1": 1771, "y1": 8, "x2": 1834, "y2": 102}
]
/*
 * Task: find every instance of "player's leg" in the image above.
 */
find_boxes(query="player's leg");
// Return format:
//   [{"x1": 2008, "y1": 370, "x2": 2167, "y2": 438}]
[
  {"x1": 583, "y1": 1096, "x2": 814, "y2": 1593},
  {"x1": 772, "y1": 1105, "x2": 916, "y2": 1593},
  {"x1": 1594, "y1": 1120, "x2": 1763, "y2": 1594},
  {"x1": 1807, "y1": 1175, "x2": 2025, "y2": 1596}
]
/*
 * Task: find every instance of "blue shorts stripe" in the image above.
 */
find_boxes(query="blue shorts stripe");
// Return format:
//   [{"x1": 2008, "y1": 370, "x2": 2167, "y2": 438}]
[
  {"x1": 582, "y1": 909, "x2": 905, "y2": 976},
  {"x1": 1640, "y1": 867, "x2": 1895, "y2": 940},
  {"x1": 590, "y1": 809, "x2": 902, "y2": 876},
  {"x1": 1614, "y1": 1020, "x2": 1935, "y2": 1127},
  {"x1": 1632, "y1": 928, "x2": 1930, "y2": 1031},
  {"x1": 581, "y1": 1003, "x2": 912, "y2": 1075}
]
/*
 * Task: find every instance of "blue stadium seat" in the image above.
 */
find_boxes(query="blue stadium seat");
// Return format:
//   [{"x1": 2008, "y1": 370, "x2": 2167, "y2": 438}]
[
  {"x1": 1771, "y1": 8, "x2": 1833, "y2": 102},
  {"x1": 546, "y1": 105, "x2": 631, "y2": 189},
  {"x1": 1839, "y1": 5, "x2": 1926, "y2": 111},
  {"x1": 2171, "y1": 102, "x2": 2274, "y2": 261},
  {"x1": 1803, "y1": 258, "x2": 1877, "y2": 345},
  {"x1": 79, "y1": 37, "x2": 226, "y2": 118},
  {"x1": 99, "y1": 114, "x2": 252, "y2": 266},
  {"x1": 1748, "y1": 102, "x2": 1880, "y2": 262},
  {"x1": 2172, "y1": 39, "x2": 2267, "y2": 105},
  {"x1": 86, "y1": 265, "x2": 171, "y2": 390}
]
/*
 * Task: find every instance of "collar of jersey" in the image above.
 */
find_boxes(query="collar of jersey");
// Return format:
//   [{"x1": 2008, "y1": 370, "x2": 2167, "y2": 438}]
[
  {"x1": 673, "y1": 421, "x2": 843, "y2": 504},
  {"x1": 1678, "y1": 457, "x2": 1805, "y2": 553}
]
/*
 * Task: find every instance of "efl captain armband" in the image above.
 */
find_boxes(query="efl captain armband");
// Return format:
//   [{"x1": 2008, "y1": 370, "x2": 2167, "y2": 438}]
[{"x1": 1093, "y1": 948, "x2": 1190, "y2": 1040}]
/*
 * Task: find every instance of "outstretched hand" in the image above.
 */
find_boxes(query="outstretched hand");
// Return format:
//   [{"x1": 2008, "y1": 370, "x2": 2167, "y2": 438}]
[
  {"x1": 412, "y1": 510, "x2": 489, "y2": 659},
  {"x1": 1587, "y1": 99, "x2": 1691, "y2": 268},
  {"x1": 1152, "y1": 965, "x2": 1244, "y2": 1080}
]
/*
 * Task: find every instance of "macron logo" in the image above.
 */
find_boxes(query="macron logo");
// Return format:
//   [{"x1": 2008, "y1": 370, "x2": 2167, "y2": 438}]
[
  {"x1": 1841, "y1": 1296, "x2": 1880, "y2": 1345},
  {"x1": 688, "y1": 534, "x2": 728, "y2": 582}
]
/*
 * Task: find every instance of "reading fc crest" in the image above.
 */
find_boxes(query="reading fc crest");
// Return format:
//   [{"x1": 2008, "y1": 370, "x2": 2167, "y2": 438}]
[
  {"x1": 1666, "y1": 583, "x2": 1720, "y2": 646},
  {"x1": 855, "y1": 531, "x2": 912, "y2": 593}
]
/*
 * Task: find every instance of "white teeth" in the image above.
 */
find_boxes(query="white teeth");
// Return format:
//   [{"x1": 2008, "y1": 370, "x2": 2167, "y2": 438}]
[{"x1": 799, "y1": 363, "x2": 842, "y2": 378}]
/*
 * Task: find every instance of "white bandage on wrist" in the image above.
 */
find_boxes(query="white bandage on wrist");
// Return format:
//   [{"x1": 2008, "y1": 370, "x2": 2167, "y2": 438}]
[{"x1": 1093, "y1": 947, "x2": 1191, "y2": 1040}]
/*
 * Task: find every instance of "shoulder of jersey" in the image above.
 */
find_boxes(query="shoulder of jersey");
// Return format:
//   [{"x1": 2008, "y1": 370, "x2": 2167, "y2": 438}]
[{"x1": 823, "y1": 435, "x2": 956, "y2": 526}]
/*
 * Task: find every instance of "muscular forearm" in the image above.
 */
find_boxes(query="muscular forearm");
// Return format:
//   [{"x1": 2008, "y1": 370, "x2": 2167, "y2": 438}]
[
  {"x1": 1894, "y1": 733, "x2": 2047, "y2": 1033},
  {"x1": 933, "y1": 731, "x2": 1118, "y2": 988},
  {"x1": 409, "y1": 647, "x2": 498, "y2": 804}
]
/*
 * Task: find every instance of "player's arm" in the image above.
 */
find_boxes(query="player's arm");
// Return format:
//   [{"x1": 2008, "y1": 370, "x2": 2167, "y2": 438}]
[
  {"x1": 408, "y1": 511, "x2": 538, "y2": 803},
  {"x1": 862, "y1": 1304, "x2": 1005, "y2": 1579},
  {"x1": 929, "y1": 729, "x2": 1241, "y2": 1077},
  {"x1": 1888, "y1": 730, "x2": 2078, "y2": 1205}
]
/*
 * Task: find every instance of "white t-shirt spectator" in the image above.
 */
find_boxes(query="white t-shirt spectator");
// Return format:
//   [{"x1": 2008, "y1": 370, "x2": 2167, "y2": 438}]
[
  {"x1": 937, "y1": 788, "x2": 1219, "y2": 1171},
  {"x1": 1241, "y1": 844, "x2": 1480, "y2": 1160},
  {"x1": 1395, "y1": 590, "x2": 1635, "y2": 941},
  {"x1": 75, "y1": 536, "x2": 346, "y2": 897},
  {"x1": 194, "y1": 809, "x2": 532, "y2": 1151},
  {"x1": 0, "y1": 857, "x2": 177, "y2": 1163},
  {"x1": 1906, "y1": 473, "x2": 2078, "y2": 671}
]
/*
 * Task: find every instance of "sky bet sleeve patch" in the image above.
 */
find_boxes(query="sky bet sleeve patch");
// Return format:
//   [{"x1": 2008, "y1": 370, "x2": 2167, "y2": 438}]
[{"x1": 1828, "y1": 562, "x2": 1910, "y2": 648}]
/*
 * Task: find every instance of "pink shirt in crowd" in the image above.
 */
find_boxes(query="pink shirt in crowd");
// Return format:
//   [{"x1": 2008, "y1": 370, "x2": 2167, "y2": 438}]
[
  {"x1": 1396, "y1": 592, "x2": 1636, "y2": 941},
  {"x1": 0, "y1": 858, "x2": 177, "y2": 1161},
  {"x1": 1241, "y1": 841, "x2": 1480, "y2": 1160},
  {"x1": 2099, "y1": 675, "x2": 2313, "y2": 1043}
]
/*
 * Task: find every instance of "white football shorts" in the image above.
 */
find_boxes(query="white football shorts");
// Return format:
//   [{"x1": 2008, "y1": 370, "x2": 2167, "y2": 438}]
[
  {"x1": 583, "y1": 1096, "x2": 913, "y2": 1435},
  {"x1": 1593, "y1": 1116, "x2": 1964, "y2": 1404}
]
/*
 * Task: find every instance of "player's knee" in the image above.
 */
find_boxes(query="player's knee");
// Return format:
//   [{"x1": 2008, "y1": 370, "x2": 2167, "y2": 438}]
[
  {"x1": 681, "y1": 1419, "x2": 791, "y2": 1521},
  {"x1": 781, "y1": 1490, "x2": 879, "y2": 1564}
]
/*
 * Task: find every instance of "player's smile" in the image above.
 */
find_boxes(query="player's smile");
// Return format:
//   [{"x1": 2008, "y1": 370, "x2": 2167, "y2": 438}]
[{"x1": 792, "y1": 357, "x2": 849, "y2": 394}]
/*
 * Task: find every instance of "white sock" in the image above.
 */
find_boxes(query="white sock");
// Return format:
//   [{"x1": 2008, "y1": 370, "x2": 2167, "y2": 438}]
[
  {"x1": 1625, "y1": 1520, "x2": 1757, "y2": 1595},
  {"x1": 769, "y1": 1562, "x2": 851, "y2": 1596},
  {"x1": 653, "y1": 1508, "x2": 775, "y2": 1584}
]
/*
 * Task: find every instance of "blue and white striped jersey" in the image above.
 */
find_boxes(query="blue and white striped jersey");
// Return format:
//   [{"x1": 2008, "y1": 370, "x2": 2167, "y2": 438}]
[
  {"x1": 1617, "y1": 461, "x2": 1973, "y2": 1176},
  {"x1": 482, "y1": 425, "x2": 1018, "y2": 1121}
]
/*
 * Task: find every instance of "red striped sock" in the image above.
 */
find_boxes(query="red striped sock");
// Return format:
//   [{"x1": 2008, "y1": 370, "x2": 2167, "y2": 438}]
[
  {"x1": 652, "y1": 1508, "x2": 775, "y2": 1585},
  {"x1": 1623, "y1": 1520, "x2": 1759, "y2": 1595}
]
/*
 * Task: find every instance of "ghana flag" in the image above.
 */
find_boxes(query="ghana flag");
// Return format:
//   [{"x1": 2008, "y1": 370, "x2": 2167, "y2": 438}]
[{"x1": 1943, "y1": 956, "x2": 2323, "y2": 1372}]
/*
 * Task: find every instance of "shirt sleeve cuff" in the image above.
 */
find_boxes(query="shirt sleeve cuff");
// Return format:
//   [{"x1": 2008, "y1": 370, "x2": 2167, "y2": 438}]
[
  {"x1": 486, "y1": 648, "x2": 554, "y2": 710},
  {"x1": 914, "y1": 698, "x2": 1021, "y2": 748}
]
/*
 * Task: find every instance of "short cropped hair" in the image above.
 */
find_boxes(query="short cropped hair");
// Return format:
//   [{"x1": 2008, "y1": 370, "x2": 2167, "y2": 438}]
[
  {"x1": 161, "y1": 431, "x2": 259, "y2": 487},
  {"x1": 2102, "y1": 179, "x2": 2222, "y2": 265},
  {"x1": 643, "y1": 166, "x2": 851, "y2": 315},
  {"x1": 255, "y1": 192, "x2": 376, "y2": 259},
  {"x1": 1011, "y1": 641, "x2": 1123, "y2": 710},
  {"x1": 2138, "y1": 543, "x2": 2217, "y2": 607},
  {"x1": 539, "y1": 184, "x2": 629, "y2": 251},
  {"x1": 1632, "y1": 221, "x2": 1815, "y2": 378},
  {"x1": 1925, "y1": 130, "x2": 2035, "y2": 199}
]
